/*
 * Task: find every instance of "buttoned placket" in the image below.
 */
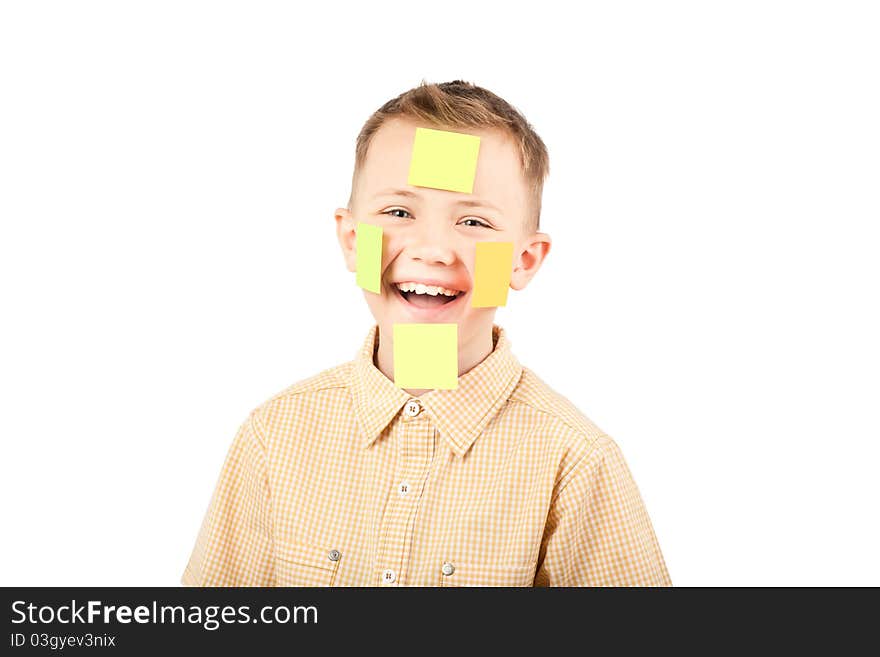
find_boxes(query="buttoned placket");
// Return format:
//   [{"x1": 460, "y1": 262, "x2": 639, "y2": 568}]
[{"x1": 374, "y1": 398, "x2": 436, "y2": 586}]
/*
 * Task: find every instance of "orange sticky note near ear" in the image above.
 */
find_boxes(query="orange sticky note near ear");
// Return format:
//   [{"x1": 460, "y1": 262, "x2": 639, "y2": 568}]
[
  {"x1": 393, "y1": 323, "x2": 458, "y2": 390},
  {"x1": 407, "y1": 127, "x2": 481, "y2": 194},
  {"x1": 471, "y1": 241, "x2": 514, "y2": 307},
  {"x1": 355, "y1": 221, "x2": 383, "y2": 294}
]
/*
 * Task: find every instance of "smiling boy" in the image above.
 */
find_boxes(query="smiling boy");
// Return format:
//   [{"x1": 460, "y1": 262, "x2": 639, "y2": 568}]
[{"x1": 181, "y1": 80, "x2": 671, "y2": 587}]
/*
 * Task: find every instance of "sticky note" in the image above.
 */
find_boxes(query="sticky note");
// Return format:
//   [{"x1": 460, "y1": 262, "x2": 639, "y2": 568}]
[
  {"x1": 355, "y1": 221, "x2": 383, "y2": 294},
  {"x1": 472, "y1": 241, "x2": 514, "y2": 307},
  {"x1": 393, "y1": 323, "x2": 458, "y2": 390},
  {"x1": 407, "y1": 127, "x2": 481, "y2": 194}
]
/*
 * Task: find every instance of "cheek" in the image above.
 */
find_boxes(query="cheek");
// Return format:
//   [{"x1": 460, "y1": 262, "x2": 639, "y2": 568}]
[
  {"x1": 380, "y1": 231, "x2": 404, "y2": 270},
  {"x1": 362, "y1": 289, "x2": 390, "y2": 320},
  {"x1": 363, "y1": 284, "x2": 380, "y2": 299},
  {"x1": 461, "y1": 243, "x2": 478, "y2": 271}
]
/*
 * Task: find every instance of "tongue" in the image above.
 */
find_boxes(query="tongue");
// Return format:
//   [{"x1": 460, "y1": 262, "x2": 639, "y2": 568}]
[{"x1": 406, "y1": 292, "x2": 454, "y2": 308}]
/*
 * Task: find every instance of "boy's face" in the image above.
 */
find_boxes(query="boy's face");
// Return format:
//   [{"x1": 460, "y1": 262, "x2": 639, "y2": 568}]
[{"x1": 336, "y1": 117, "x2": 550, "y2": 360}]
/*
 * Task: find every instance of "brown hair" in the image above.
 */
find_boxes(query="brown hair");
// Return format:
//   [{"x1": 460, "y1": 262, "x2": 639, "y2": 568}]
[{"x1": 350, "y1": 80, "x2": 549, "y2": 230}]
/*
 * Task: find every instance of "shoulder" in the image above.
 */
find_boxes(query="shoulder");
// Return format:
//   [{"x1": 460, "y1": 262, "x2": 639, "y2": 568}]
[
  {"x1": 507, "y1": 365, "x2": 620, "y2": 482},
  {"x1": 245, "y1": 360, "x2": 354, "y2": 440},
  {"x1": 508, "y1": 366, "x2": 605, "y2": 444}
]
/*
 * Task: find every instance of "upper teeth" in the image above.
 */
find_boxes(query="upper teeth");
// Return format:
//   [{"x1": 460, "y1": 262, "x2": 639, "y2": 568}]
[{"x1": 396, "y1": 282, "x2": 460, "y2": 297}]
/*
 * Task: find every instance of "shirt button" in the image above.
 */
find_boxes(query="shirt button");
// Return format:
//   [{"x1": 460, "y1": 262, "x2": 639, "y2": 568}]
[
  {"x1": 403, "y1": 399, "x2": 422, "y2": 417},
  {"x1": 381, "y1": 568, "x2": 397, "y2": 584},
  {"x1": 327, "y1": 549, "x2": 341, "y2": 562},
  {"x1": 397, "y1": 481, "x2": 410, "y2": 496},
  {"x1": 441, "y1": 562, "x2": 455, "y2": 576}
]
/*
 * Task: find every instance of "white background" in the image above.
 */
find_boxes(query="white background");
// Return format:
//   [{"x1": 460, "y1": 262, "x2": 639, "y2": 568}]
[{"x1": 1, "y1": 1, "x2": 877, "y2": 586}]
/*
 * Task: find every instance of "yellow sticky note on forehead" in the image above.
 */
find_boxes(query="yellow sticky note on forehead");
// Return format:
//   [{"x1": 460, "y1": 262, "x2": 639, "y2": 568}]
[
  {"x1": 393, "y1": 323, "x2": 458, "y2": 390},
  {"x1": 472, "y1": 241, "x2": 514, "y2": 308},
  {"x1": 407, "y1": 127, "x2": 481, "y2": 194},
  {"x1": 355, "y1": 221, "x2": 383, "y2": 294}
]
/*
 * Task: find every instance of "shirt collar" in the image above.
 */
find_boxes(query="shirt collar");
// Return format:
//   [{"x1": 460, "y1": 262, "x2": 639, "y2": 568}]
[{"x1": 350, "y1": 324, "x2": 523, "y2": 458}]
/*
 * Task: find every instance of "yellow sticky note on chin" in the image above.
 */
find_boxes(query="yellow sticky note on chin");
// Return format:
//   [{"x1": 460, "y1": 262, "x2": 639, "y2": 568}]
[
  {"x1": 407, "y1": 127, "x2": 481, "y2": 194},
  {"x1": 355, "y1": 221, "x2": 383, "y2": 294},
  {"x1": 472, "y1": 241, "x2": 514, "y2": 307},
  {"x1": 393, "y1": 323, "x2": 458, "y2": 390}
]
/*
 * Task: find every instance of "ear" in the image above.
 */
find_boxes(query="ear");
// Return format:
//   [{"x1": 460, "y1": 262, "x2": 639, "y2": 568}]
[
  {"x1": 510, "y1": 231, "x2": 551, "y2": 291},
  {"x1": 335, "y1": 207, "x2": 357, "y2": 273}
]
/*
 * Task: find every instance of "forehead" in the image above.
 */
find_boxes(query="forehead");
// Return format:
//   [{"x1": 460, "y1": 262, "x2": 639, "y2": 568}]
[{"x1": 357, "y1": 118, "x2": 529, "y2": 214}]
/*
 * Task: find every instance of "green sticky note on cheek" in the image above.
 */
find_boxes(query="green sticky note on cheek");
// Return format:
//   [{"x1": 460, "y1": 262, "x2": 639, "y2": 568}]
[
  {"x1": 355, "y1": 221, "x2": 383, "y2": 294},
  {"x1": 393, "y1": 323, "x2": 458, "y2": 390},
  {"x1": 407, "y1": 127, "x2": 481, "y2": 194}
]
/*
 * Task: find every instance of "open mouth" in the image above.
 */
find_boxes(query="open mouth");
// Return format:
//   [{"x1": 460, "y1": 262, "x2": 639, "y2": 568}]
[{"x1": 392, "y1": 281, "x2": 466, "y2": 309}]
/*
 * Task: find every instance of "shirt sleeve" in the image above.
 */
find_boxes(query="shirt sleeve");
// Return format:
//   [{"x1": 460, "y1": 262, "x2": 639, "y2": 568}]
[
  {"x1": 181, "y1": 411, "x2": 275, "y2": 586},
  {"x1": 534, "y1": 434, "x2": 671, "y2": 587}
]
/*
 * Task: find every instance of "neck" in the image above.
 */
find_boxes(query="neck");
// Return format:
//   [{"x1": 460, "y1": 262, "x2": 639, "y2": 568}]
[{"x1": 374, "y1": 324, "x2": 495, "y2": 397}]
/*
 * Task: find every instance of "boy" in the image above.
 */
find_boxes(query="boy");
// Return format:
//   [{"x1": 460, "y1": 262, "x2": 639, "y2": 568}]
[{"x1": 181, "y1": 80, "x2": 671, "y2": 587}]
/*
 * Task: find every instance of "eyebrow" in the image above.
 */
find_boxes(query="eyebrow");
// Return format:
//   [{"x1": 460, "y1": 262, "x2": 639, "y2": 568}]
[
  {"x1": 372, "y1": 188, "x2": 502, "y2": 213},
  {"x1": 373, "y1": 188, "x2": 419, "y2": 200}
]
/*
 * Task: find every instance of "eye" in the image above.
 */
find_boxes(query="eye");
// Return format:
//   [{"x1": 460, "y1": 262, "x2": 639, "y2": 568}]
[
  {"x1": 459, "y1": 217, "x2": 491, "y2": 228},
  {"x1": 382, "y1": 207, "x2": 413, "y2": 219}
]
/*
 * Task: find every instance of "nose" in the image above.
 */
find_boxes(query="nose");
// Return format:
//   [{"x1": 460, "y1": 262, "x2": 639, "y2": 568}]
[{"x1": 407, "y1": 222, "x2": 456, "y2": 266}]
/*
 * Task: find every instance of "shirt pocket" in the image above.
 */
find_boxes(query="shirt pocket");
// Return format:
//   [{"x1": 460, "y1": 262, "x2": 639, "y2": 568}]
[
  {"x1": 438, "y1": 561, "x2": 535, "y2": 587},
  {"x1": 274, "y1": 539, "x2": 342, "y2": 587}
]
